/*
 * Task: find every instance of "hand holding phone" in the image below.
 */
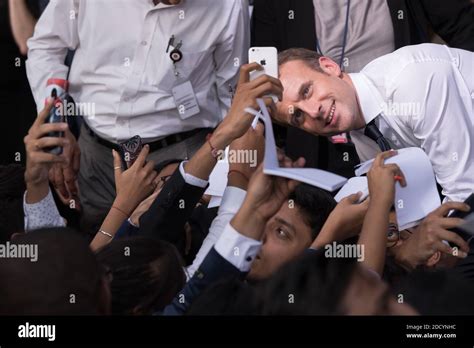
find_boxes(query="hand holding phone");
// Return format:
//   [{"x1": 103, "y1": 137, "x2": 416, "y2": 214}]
[
  {"x1": 119, "y1": 135, "x2": 144, "y2": 170},
  {"x1": 249, "y1": 47, "x2": 278, "y2": 102}
]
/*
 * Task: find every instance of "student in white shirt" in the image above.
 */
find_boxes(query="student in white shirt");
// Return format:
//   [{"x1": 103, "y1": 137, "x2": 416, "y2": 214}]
[
  {"x1": 274, "y1": 43, "x2": 474, "y2": 202},
  {"x1": 26, "y1": 0, "x2": 250, "y2": 232}
]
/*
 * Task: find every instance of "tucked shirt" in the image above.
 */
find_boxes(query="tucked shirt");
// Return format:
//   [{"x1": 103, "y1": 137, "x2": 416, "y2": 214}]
[
  {"x1": 313, "y1": 0, "x2": 395, "y2": 73},
  {"x1": 349, "y1": 44, "x2": 474, "y2": 202},
  {"x1": 26, "y1": 0, "x2": 249, "y2": 143}
]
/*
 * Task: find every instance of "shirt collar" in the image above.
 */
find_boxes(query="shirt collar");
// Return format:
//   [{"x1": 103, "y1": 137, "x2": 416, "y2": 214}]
[{"x1": 348, "y1": 73, "x2": 384, "y2": 126}]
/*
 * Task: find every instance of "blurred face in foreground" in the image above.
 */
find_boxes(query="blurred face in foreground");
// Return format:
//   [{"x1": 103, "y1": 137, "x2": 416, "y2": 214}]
[
  {"x1": 276, "y1": 57, "x2": 365, "y2": 137},
  {"x1": 342, "y1": 265, "x2": 418, "y2": 315}
]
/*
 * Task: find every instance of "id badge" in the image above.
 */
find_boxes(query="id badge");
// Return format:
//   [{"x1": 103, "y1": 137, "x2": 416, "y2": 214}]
[{"x1": 171, "y1": 80, "x2": 200, "y2": 120}]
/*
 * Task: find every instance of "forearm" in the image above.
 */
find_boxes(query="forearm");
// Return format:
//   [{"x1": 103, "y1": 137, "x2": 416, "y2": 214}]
[
  {"x1": 8, "y1": 0, "x2": 37, "y2": 55},
  {"x1": 312, "y1": 221, "x2": 340, "y2": 249},
  {"x1": 231, "y1": 199, "x2": 266, "y2": 241},
  {"x1": 227, "y1": 171, "x2": 249, "y2": 191},
  {"x1": 90, "y1": 206, "x2": 128, "y2": 252},
  {"x1": 184, "y1": 127, "x2": 235, "y2": 181},
  {"x1": 25, "y1": 181, "x2": 50, "y2": 204},
  {"x1": 358, "y1": 202, "x2": 390, "y2": 276}
]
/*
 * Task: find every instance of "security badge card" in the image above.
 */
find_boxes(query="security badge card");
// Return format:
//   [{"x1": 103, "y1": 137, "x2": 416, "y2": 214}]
[{"x1": 172, "y1": 80, "x2": 200, "y2": 120}]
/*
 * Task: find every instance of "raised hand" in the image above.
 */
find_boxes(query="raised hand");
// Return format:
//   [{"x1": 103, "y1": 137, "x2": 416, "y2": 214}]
[
  {"x1": 24, "y1": 100, "x2": 70, "y2": 203},
  {"x1": 112, "y1": 145, "x2": 158, "y2": 216}
]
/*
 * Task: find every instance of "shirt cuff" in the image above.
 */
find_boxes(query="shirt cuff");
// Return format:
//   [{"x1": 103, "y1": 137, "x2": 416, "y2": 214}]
[
  {"x1": 214, "y1": 222, "x2": 262, "y2": 272},
  {"x1": 179, "y1": 161, "x2": 208, "y2": 188},
  {"x1": 219, "y1": 186, "x2": 247, "y2": 213},
  {"x1": 23, "y1": 189, "x2": 65, "y2": 231}
]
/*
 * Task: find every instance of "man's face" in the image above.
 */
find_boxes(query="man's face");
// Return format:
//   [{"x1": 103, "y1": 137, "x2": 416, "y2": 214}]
[
  {"x1": 276, "y1": 58, "x2": 362, "y2": 137},
  {"x1": 341, "y1": 265, "x2": 418, "y2": 315},
  {"x1": 248, "y1": 203, "x2": 313, "y2": 281}
]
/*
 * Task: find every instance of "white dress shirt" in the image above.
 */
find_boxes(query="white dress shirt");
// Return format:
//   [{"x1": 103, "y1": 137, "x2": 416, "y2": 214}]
[
  {"x1": 27, "y1": 0, "x2": 249, "y2": 143},
  {"x1": 349, "y1": 44, "x2": 474, "y2": 202},
  {"x1": 186, "y1": 185, "x2": 247, "y2": 278}
]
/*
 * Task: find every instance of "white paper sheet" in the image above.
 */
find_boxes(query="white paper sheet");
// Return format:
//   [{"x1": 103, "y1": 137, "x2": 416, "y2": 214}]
[
  {"x1": 355, "y1": 147, "x2": 441, "y2": 230},
  {"x1": 258, "y1": 98, "x2": 347, "y2": 192},
  {"x1": 334, "y1": 177, "x2": 369, "y2": 203}
]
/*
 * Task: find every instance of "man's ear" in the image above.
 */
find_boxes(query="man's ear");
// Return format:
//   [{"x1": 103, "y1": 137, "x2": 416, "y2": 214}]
[
  {"x1": 426, "y1": 251, "x2": 441, "y2": 268},
  {"x1": 318, "y1": 57, "x2": 342, "y2": 77}
]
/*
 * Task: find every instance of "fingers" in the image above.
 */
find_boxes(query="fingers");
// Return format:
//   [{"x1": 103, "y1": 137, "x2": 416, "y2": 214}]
[
  {"x1": 30, "y1": 123, "x2": 68, "y2": 140},
  {"x1": 344, "y1": 192, "x2": 363, "y2": 204},
  {"x1": 26, "y1": 136, "x2": 69, "y2": 152},
  {"x1": 432, "y1": 201, "x2": 471, "y2": 217},
  {"x1": 384, "y1": 163, "x2": 407, "y2": 187},
  {"x1": 112, "y1": 149, "x2": 123, "y2": 182},
  {"x1": 292, "y1": 157, "x2": 305, "y2": 168},
  {"x1": 250, "y1": 79, "x2": 283, "y2": 101},
  {"x1": 437, "y1": 216, "x2": 469, "y2": 230},
  {"x1": 35, "y1": 99, "x2": 55, "y2": 127},
  {"x1": 72, "y1": 144, "x2": 81, "y2": 173},
  {"x1": 374, "y1": 149, "x2": 398, "y2": 167},
  {"x1": 254, "y1": 121, "x2": 265, "y2": 136},
  {"x1": 63, "y1": 167, "x2": 78, "y2": 197},
  {"x1": 133, "y1": 144, "x2": 150, "y2": 168},
  {"x1": 52, "y1": 165, "x2": 69, "y2": 198},
  {"x1": 437, "y1": 229, "x2": 470, "y2": 253},
  {"x1": 238, "y1": 62, "x2": 263, "y2": 85},
  {"x1": 435, "y1": 240, "x2": 468, "y2": 258}
]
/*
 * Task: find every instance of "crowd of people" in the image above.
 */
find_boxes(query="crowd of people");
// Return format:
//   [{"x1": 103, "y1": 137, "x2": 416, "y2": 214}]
[{"x1": 1, "y1": 0, "x2": 474, "y2": 317}]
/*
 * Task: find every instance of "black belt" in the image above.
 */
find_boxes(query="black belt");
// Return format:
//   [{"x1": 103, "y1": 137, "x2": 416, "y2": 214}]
[{"x1": 82, "y1": 121, "x2": 211, "y2": 152}]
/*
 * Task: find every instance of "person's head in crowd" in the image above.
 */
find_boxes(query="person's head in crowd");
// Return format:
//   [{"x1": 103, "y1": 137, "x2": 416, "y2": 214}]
[
  {"x1": 386, "y1": 205, "x2": 467, "y2": 270},
  {"x1": 96, "y1": 237, "x2": 186, "y2": 315},
  {"x1": 0, "y1": 164, "x2": 26, "y2": 243},
  {"x1": 255, "y1": 250, "x2": 418, "y2": 315},
  {"x1": 0, "y1": 228, "x2": 110, "y2": 315},
  {"x1": 186, "y1": 276, "x2": 259, "y2": 315},
  {"x1": 247, "y1": 183, "x2": 336, "y2": 281},
  {"x1": 274, "y1": 48, "x2": 366, "y2": 137},
  {"x1": 393, "y1": 269, "x2": 474, "y2": 315}
]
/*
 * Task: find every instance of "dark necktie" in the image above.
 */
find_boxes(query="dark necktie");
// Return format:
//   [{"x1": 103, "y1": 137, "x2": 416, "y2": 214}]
[{"x1": 364, "y1": 119, "x2": 392, "y2": 152}]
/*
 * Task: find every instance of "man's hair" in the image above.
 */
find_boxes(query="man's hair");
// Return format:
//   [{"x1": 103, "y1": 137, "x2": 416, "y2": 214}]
[
  {"x1": 254, "y1": 249, "x2": 358, "y2": 315},
  {"x1": 278, "y1": 48, "x2": 324, "y2": 72},
  {"x1": 96, "y1": 237, "x2": 186, "y2": 315},
  {"x1": 288, "y1": 184, "x2": 337, "y2": 240},
  {"x1": 393, "y1": 269, "x2": 474, "y2": 315},
  {"x1": 0, "y1": 227, "x2": 108, "y2": 315},
  {"x1": 0, "y1": 164, "x2": 26, "y2": 243}
]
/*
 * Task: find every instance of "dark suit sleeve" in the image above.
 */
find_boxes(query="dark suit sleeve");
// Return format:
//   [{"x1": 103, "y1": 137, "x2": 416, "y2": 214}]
[
  {"x1": 161, "y1": 248, "x2": 243, "y2": 316},
  {"x1": 138, "y1": 167, "x2": 207, "y2": 256},
  {"x1": 421, "y1": 0, "x2": 474, "y2": 51}
]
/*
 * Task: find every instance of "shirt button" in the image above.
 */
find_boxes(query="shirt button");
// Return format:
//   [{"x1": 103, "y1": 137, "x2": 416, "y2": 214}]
[
  {"x1": 141, "y1": 40, "x2": 148, "y2": 46},
  {"x1": 246, "y1": 256, "x2": 252, "y2": 262}
]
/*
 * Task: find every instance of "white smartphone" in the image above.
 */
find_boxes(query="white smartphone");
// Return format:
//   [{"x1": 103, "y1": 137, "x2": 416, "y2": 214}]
[{"x1": 248, "y1": 47, "x2": 278, "y2": 81}]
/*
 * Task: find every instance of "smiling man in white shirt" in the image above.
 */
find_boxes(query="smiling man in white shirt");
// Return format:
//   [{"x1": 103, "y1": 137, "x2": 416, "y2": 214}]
[
  {"x1": 26, "y1": 0, "x2": 249, "y2": 232},
  {"x1": 275, "y1": 43, "x2": 474, "y2": 202}
]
